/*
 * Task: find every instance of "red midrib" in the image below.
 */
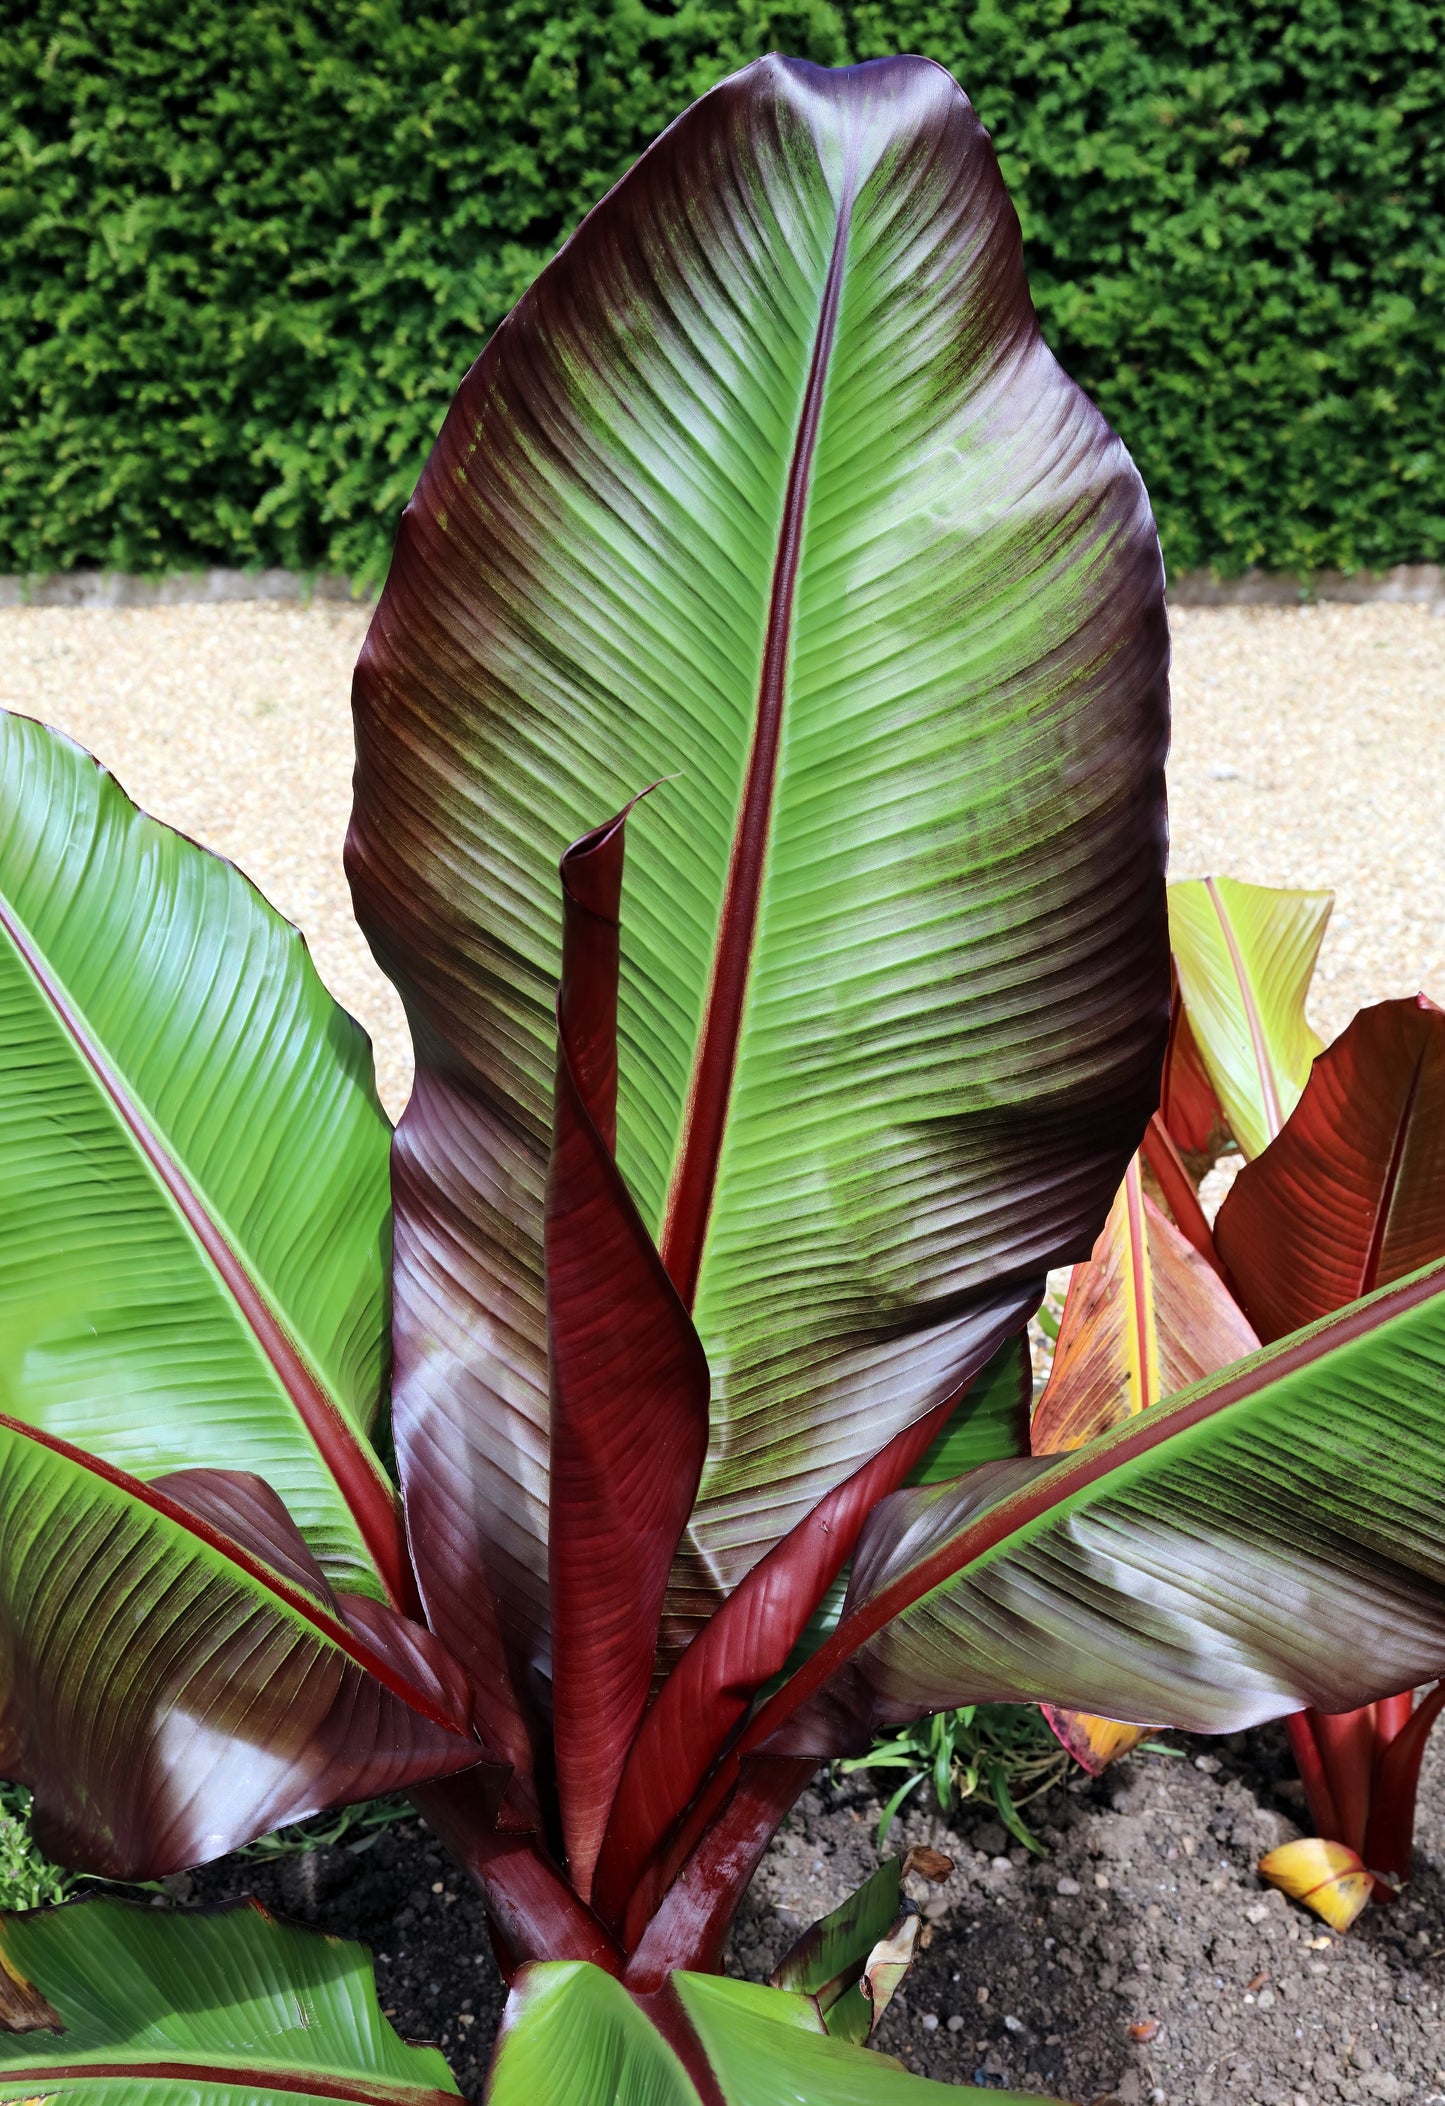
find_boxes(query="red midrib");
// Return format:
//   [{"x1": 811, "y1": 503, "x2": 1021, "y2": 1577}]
[
  {"x1": 0, "y1": 2061, "x2": 456, "y2": 2106},
  {"x1": 1205, "y1": 876, "x2": 1284, "y2": 1140},
  {"x1": 730, "y1": 1251, "x2": 1445, "y2": 1763},
  {"x1": 1359, "y1": 1038, "x2": 1427, "y2": 1298},
  {"x1": 0, "y1": 885, "x2": 413, "y2": 1611},
  {"x1": 658, "y1": 200, "x2": 854, "y2": 1308},
  {"x1": 0, "y1": 1409, "x2": 465, "y2": 1735}
]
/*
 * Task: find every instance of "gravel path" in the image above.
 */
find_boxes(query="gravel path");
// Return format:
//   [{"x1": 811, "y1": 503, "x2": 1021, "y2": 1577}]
[{"x1": 2, "y1": 600, "x2": 1441, "y2": 1116}]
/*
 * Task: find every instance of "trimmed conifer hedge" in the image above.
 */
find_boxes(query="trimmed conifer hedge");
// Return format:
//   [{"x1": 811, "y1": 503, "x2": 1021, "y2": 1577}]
[{"x1": 2, "y1": 0, "x2": 1440, "y2": 581}]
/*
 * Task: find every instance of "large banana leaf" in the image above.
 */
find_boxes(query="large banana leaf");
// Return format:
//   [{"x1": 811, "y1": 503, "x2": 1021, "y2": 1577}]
[
  {"x1": 1168, "y1": 877, "x2": 1331, "y2": 1162},
  {"x1": 485, "y1": 1962, "x2": 1050, "y2": 2104},
  {"x1": 0, "y1": 713, "x2": 483, "y2": 1876},
  {"x1": 1216, "y1": 995, "x2": 1445, "y2": 1343},
  {"x1": 0, "y1": 1898, "x2": 459, "y2": 2104},
  {"x1": 0, "y1": 1426, "x2": 485, "y2": 1876},
  {"x1": 695, "y1": 1256, "x2": 1445, "y2": 1775},
  {"x1": 347, "y1": 54, "x2": 1169, "y2": 1700},
  {"x1": 0, "y1": 709, "x2": 403, "y2": 1603}
]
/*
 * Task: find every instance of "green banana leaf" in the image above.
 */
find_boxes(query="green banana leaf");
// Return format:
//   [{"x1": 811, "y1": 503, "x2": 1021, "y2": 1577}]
[
  {"x1": 0, "y1": 712, "x2": 485, "y2": 1878},
  {"x1": 346, "y1": 51, "x2": 1170, "y2": 1693},
  {"x1": 0, "y1": 1897, "x2": 459, "y2": 2104},
  {"x1": 0, "y1": 708, "x2": 400, "y2": 1601},
  {"x1": 1167, "y1": 876, "x2": 1331, "y2": 1162},
  {"x1": 485, "y1": 1962, "x2": 1051, "y2": 2104},
  {"x1": 726, "y1": 1256, "x2": 1445, "y2": 1758}
]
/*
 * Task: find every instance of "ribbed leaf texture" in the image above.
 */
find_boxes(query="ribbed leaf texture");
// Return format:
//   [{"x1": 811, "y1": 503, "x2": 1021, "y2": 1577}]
[
  {"x1": 1216, "y1": 995, "x2": 1445, "y2": 1343},
  {"x1": 0, "y1": 708, "x2": 403, "y2": 1601},
  {"x1": 346, "y1": 52, "x2": 1169, "y2": 1707},
  {"x1": 1030, "y1": 1157, "x2": 1258, "y2": 1454},
  {"x1": 1167, "y1": 877, "x2": 1331, "y2": 1163},
  {"x1": 0, "y1": 1430, "x2": 485, "y2": 1877},
  {"x1": 485, "y1": 1962, "x2": 1048, "y2": 2104},
  {"x1": 0, "y1": 1897, "x2": 460, "y2": 2105},
  {"x1": 0, "y1": 711, "x2": 483, "y2": 1877},
  {"x1": 715, "y1": 1260, "x2": 1445, "y2": 1765}
]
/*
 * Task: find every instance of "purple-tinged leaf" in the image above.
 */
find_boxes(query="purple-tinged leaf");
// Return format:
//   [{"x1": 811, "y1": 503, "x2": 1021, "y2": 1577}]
[
  {"x1": 547, "y1": 812, "x2": 710, "y2": 1899},
  {"x1": 0, "y1": 1425, "x2": 489, "y2": 1879},
  {"x1": 1216, "y1": 995, "x2": 1445, "y2": 1344},
  {"x1": 347, "y1": 53, "x2": 1169, "y2": 1694}
]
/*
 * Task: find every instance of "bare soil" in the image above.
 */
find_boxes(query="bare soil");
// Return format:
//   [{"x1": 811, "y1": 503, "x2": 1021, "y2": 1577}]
[{"x1": 175, "y1": 1721, "x2": 1445, "y2": 2105}]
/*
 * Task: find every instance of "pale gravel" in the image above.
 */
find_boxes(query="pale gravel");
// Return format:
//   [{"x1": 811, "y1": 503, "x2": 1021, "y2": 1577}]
[{"x1": 1, "y1": 601, "x2": 1441, "y2": 1121}]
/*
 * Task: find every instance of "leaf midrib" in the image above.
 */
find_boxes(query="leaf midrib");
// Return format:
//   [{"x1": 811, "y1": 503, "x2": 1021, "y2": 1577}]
[
  {"x1": 0, "y1": 880, "x2": 408, "y2": 1608},
  {"x1": 657, "y1": 179, "x2": 855, "y2": 1311},
  {"x1": 0, "y1": 2056, "x2": 456, "y2": 2106},
  {"x1": 735, "y1": 1253, "x2": 1445, "y2": 1758}
]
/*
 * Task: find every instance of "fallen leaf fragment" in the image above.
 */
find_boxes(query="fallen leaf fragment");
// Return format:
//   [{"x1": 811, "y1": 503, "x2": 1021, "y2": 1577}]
[
  {"x1": 904, "y1": 1846, "x2": 955, "y2": 1884},
  {"x1": 1259, "y1": 1838, "x2": 1372, "y2": 1932}
]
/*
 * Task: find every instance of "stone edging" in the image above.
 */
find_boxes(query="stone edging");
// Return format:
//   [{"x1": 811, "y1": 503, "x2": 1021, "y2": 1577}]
[{"x1": 1, "y1": 563, "x2": 1441, "y2": 612}]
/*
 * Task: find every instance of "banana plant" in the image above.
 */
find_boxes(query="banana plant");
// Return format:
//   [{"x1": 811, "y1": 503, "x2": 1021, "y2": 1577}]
[{"x1": 4, "y1": 53, "x2": 1445, "y2": 2105}]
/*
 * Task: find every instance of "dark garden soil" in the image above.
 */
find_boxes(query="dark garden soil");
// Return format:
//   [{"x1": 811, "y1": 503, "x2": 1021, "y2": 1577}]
[{"x1": 178, "y1": 1723, "x2": 1445, "y2": 2105}]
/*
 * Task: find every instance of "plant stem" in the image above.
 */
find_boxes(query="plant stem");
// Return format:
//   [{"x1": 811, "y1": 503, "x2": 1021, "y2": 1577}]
[{"x1": 412, "y1": 1778, "x2": 624, "y2": 1976}]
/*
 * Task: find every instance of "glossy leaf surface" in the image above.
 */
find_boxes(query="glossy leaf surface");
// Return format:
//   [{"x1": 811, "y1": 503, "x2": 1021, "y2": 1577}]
[
  {"x1": 546, "y1": 814, "x2": 710, "y2": 1897},
  {"x1": 0, "y1": 709, "x2": 403, "y2": 1603},
  {"x1": 1168, "y1": 877, "x2": 1330, "y2": 1162},
  {"x1": 674, "y1": 1974, "x2": 1050, "y2": 2103},
  {"x1": 0, "y1": 1897, "x2": 460, "y2": 2103},
  {"x1": 1030, "y1": 1158, "x2": 1258, "y2": 1453},
  {"x1": 347, "y1": 53, "x2": 1170, "y2": 1692},
  {"x1": 487, "y1": 1964, "x2": 698, "y2": 2106},
  {"x1": 725, "y1": 1259, "x2": 1445, "y2": 1762},
  {"x1": 1216, "y1": 996, "x2": 1445, "y2": 1344},
  {"x1": 0, "y1": 1426, "x2": 482, "y2": 1878}
]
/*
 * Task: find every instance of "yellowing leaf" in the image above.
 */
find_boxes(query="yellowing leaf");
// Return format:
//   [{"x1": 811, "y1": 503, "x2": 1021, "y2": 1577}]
[
  {"x1": 1258, "y1": 1838, "x2": 1373, "y2": 1932},
  {"x1": 1032, "y1": 1158, "x2": 1258, "y2": 1454},
  {"x1": 1041, "y1": 1705, "x2": 1151, "y2": 1775},
  {"x1": 1168, "y1": 876, "x2": 1331, "y2": 1161}
]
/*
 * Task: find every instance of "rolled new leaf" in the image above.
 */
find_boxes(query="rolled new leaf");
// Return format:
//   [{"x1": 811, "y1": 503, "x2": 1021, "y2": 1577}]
[
  {"x1": 1217, "y1": 995, "x2": 1445, "y2": 1343},
  {"x1": 0, "y1": 1897, "x2": 460, "y2": 2104},
  {"x1": 1168, "y1": 877, "x2": 1331, "y2": 1162},
  {"x1": 347, "y1": 52, "x2": 1170, "y2": 1705},
  {"x1": 546, "y1": 810, "x2": 710, "y2": 1899}
]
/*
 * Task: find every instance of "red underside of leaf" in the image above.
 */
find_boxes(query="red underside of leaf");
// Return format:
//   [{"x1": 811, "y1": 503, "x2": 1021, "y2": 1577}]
[
  {"x1": 592, "y1": 1378, "x2": 976, "y2": 1930},
  {"x1": 546, "y1": 812, "x2": 711, "y2": 1900},
  {"x1": 1217, "y1": 996, "x2": 1445, "y2": 1344}
]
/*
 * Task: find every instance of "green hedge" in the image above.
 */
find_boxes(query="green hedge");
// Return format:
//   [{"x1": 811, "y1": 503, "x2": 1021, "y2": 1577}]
[{"x1": 2, "y1": 0, "x2": 1441, "y2": 582}]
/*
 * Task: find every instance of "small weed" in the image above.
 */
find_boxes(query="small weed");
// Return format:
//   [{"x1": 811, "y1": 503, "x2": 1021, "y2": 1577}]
[
  {"x1": 0, "y1": 1782, "x2": 412, "y2": 1912},
  {"x1": 0, "y1": 1782, "x2": 74, "y2": 1910},
  {"x1": 842, "y1": 1704, "x2": 1070, "y2": 1853}
]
